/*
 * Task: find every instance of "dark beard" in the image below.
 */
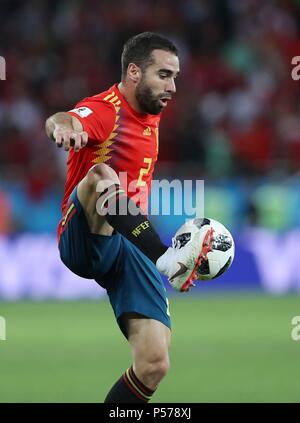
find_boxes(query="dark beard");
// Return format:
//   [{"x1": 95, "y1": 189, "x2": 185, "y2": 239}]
[{"x1": 135, "y1": 81, "x2": 162, "y2": 115}]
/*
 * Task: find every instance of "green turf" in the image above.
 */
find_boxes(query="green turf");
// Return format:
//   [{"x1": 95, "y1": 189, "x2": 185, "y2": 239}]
[{"x1": 0, "y1": 294, "x2": 299, "y2": 402}]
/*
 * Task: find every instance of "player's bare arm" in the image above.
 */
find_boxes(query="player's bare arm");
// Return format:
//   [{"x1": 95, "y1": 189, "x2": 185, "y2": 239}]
[{"x1": 45, "y1": 112, "x2": 88, "y2": 152}]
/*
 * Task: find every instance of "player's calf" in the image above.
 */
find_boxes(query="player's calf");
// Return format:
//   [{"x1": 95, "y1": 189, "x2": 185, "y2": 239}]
[
  {"x1": 104, "y1": 316, "x2": 170, "y2": 403},
  {"x1": 104, "y1": 359, "x2": 169, "y2": 403}
]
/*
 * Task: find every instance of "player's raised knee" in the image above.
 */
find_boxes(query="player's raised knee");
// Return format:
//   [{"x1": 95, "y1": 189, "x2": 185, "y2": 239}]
[
  {"x1": 86, "y1": 163, "x2": 120, "y2": 193},
  {"x1": 89, "y1": 163, "x2": 119, "y2": 183}
]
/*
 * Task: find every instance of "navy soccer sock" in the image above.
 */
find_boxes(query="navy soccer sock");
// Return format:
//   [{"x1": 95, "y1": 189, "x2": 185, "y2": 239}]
[
  {"x1": 98, "y1": 184, "x2": 167, "y2": 263},
  {"x1": 104, "y1": 366, "x2": 155, "y2": 403}
]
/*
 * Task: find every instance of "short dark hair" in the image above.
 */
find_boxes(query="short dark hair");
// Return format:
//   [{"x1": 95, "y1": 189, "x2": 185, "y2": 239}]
[{"x1": 121, "y1": 32, "x2": 178, "y2": 80}]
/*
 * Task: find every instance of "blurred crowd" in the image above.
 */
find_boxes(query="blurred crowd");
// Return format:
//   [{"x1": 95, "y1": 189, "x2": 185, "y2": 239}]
[{"x1": 1, "y1": 0, "x2": 300, "y2": 233}]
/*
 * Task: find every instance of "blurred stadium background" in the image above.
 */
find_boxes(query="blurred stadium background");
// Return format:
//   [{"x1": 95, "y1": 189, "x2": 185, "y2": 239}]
[{"x1": 0, "y1": 0, "x2": 300, "y2": 402}]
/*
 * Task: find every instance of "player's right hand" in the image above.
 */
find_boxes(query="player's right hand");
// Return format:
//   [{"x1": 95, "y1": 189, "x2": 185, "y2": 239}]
[{"x1": 52, "y1": 127, "x2": 88, "y2": 152}]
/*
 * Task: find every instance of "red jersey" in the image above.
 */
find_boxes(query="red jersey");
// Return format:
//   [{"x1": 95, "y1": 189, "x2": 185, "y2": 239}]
[{"x1": 61, "y1": 83, "x2": 160, "y2": 217}]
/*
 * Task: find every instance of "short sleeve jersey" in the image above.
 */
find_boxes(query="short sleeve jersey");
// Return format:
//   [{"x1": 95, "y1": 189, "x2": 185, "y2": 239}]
[{"x1": 61, "y1": 83, "x2": 161, "y2": 220}]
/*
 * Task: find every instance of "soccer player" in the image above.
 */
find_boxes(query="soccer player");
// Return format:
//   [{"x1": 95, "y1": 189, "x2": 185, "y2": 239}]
[{"x1": 46, "y1": 32, "x2": 207, "y2": 403}]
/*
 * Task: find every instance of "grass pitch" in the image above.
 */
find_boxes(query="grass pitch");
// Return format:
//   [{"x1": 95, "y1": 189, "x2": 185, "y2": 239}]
[{"x1": 0, "y1": 294, "x2": 299, "y2": 402}]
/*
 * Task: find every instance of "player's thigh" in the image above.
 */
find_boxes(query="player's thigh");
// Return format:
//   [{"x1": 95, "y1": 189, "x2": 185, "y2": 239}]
[
  {"x1": 123, "y1": 313, "x2": 171, "y2": 364},
  {"x1": 59, "y1": 187, "x2": 121, "y2": 279},
  {"x1": 77, "y1": 163, "x2": 120, "y2": 235}
]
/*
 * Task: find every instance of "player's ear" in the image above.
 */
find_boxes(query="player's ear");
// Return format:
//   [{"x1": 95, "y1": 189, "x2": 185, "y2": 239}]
[{"x1": 127, "y1": 63, "x2": 141, "y2": 84}]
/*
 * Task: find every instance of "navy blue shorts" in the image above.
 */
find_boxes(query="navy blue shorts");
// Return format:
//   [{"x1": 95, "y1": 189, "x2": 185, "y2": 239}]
[{"x1": 58, "y1": 187, "x2": 171, "y2": 337}]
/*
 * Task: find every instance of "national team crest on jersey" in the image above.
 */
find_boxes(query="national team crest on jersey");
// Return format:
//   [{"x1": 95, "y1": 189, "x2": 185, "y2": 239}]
[{"x1": 143, "y1": 127, "x2": 151, "y2": 136}]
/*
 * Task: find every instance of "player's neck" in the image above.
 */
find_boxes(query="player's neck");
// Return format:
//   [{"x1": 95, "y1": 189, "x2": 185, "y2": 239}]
[{"x1": 118, "y1": 82, "x2": 146, "y2": 115}]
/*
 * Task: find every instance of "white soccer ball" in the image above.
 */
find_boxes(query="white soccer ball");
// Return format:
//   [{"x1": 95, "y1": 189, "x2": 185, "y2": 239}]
[{"x1": 174, "y1": 217, "x2": 235, "y2": 281}]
